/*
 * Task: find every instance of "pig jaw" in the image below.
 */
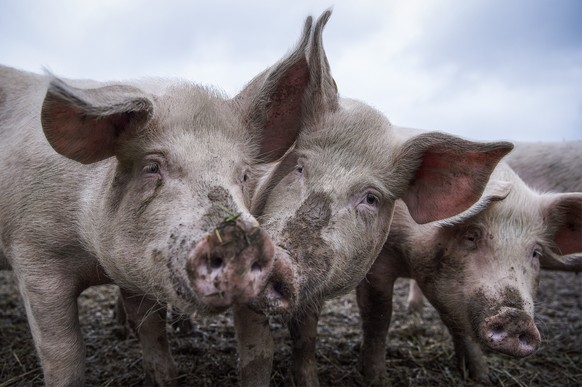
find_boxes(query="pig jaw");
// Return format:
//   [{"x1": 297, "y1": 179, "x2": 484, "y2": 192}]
[{"x1": 469, "y1": 287, "x2": 540, "y2": 357}]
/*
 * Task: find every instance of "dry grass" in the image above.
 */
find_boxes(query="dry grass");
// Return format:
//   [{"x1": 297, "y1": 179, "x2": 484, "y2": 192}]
[{"x1": 1, "y1": 270, "x2": 580, "y2": 386}]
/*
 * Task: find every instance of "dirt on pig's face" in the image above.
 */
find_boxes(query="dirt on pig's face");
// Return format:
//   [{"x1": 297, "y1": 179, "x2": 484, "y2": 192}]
[
  {"x1": 252, "y1": 113, "x2": 397, "y2": 314},
  {"x1": 90, "y1": 87, "x2": 273, "y2": 314},
  {"x1": 415, "y1": 196, "x2": 545, "y2": 355}
]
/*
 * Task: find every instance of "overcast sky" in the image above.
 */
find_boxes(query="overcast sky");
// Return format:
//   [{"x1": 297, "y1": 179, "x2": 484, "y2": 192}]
[{"x1": 1, "y1": 0, "x2": 581, "y2": 142}]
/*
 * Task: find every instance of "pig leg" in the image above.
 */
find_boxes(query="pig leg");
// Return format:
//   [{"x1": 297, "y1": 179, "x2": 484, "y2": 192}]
[
  {"x1": 356, "y1": 276, "x2": 396, "y2": 384},
  {"x1": 119, "y1": 288, "x2": 177, "y2": 386},
  {"x1": 288, "y1": 304, "x2": 323, "y2": 386},
  {"x1": 16, "y1": 269, "x2": 86, "y2": 385},
  {"x1": 233, "y1": 305, "x2": 274, "y2": 387},
  {"x1": 406, "y1": 279, "x2": 425, "y2": 314},
  {"x1": 442, "y1": 319, "x2": 490, "y2": 384}
]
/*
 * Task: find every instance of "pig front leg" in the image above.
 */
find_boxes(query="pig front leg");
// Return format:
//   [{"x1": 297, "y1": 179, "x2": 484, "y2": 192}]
[
  {"x1": 17, "y1": 270, "x2": 86, "y2": 386},
  {"x1": 356, "y1": 276, "x2": 396, "y2": 384},
  {"x1": 288, "y1": 304, "x2": 323, "y2": 386},
  {"x1": 406, "y1": 279, "x2": 425, "y2": 314},
  {"x1": 234, "y1": 305, "x2": 274, "y2": 386},
  {"x1": 444, "y1": 321, "x2": 491, "y2": 384},
  {"x1": 119, "y1": 289, "x2": 177, "y2": 386}
]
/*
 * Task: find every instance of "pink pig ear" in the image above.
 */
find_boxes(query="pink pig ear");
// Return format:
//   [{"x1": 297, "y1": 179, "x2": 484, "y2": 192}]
[
  {"x1": 235, "y1": 16, "x2": 312, "y2": 162},
  {"x1": 539, "y1": 192, "x2": 582, "y2": 272},
  {"x1": 396, "y1": 132, "x2": 513, "y2": 224},
  {"x1": 41, "y1": 77, "x2": 153, "y2": 164}
]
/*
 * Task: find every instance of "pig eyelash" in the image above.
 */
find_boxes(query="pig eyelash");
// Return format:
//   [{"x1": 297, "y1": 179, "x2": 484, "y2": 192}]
[{"x1": 531, "y1": 246, "x2": 543, "y2": 260}]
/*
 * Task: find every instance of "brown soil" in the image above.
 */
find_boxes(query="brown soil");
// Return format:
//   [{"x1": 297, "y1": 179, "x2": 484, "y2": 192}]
[{"x1": 1, "y1": 270, "x2": 580, "y2": 386}]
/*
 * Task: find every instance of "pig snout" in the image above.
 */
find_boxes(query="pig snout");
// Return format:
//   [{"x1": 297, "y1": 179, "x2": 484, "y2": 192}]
[
  {"x1": 186, "y1": 218, "x2": 275, "y2": 308},
  {"x1": 250, "y1": 248, "x2": 298, "y2": 315},
  {"x1": 479, "y1": 307, "x2": 541, "y2": 357}
]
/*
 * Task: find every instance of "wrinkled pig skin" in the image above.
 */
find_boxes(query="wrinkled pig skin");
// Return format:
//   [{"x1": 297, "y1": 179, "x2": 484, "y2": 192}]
[
  {"x1": 233, "y1": 10, "x2": 514, "y2": 387},
  {"x1": 357, "y1": 163, "x2": 582, "y2": 384},
  {"x1": 0, "y1": 17, "x2": 312, "y2": 385}
]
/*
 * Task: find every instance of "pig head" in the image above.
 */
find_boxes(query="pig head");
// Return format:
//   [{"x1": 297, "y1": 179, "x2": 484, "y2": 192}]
[{"x1": 358, "y1": 162, "x2": 582, "y2": 384}]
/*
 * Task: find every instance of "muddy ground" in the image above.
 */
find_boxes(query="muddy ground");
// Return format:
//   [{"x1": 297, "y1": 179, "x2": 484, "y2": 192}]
[{"x1": 1, "y1": 269, "x2": 580, "y2": 386}]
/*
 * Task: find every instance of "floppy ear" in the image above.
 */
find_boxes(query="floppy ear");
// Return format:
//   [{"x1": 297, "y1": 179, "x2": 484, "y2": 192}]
[
  {"x1": 539, "y1": 192, "x2": 582, "y2": 272},
  {"x1": 235, "y1": 16, "x2": 312, "y2": 162},
  {"x1": 395, "y1": 131, "x2": 513, "y2": 224},
  {"x1": 434, "y1": 179, "x2": 513, "y2": 226},
  {"x1": 41, "y1": 77, "x2": 153, "y2": 164}
]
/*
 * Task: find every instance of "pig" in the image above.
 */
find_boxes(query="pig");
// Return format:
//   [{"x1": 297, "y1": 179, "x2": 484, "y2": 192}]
[
  {"x1": 407, "y1": 140, "x2": 582, "y2": 313},
  {"x1": 357, "y1": 162, "x2": 582, "y2": 384},
  {"x1": 230, "y1": 11, "x2": 515, "y2": 386},
  {"x1": 0, "y1": 17, "x2": 314, "y2": 386},
  {"x1": 505, "y1": 141, "x2": 582, "y2": 192}
]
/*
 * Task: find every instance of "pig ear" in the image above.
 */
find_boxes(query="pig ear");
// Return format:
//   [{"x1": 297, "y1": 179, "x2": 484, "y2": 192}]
[
  {"x1": 396, "y1": 132, "x2": 513, "y2": 224},
  {"x1": 434, "y1": 179, "x2": 513, "y2": 226},
  {"x1": 304, "y1": 8, "x2": 339, "y2": 123},
  {"x1": 41, "y1": 77, "x2": 153, "y2": 164},
  {"x1": 236, "y1": 16, "x2": 312, "y2": 162},
  {"x1": 539, "y1": 193, "x2": 582, "y2": 272}
]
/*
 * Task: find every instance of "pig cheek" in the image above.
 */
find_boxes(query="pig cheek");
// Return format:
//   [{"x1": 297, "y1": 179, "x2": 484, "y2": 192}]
[
  {"x1": 280, "y1": 192, "x2": 333, "y2": 299},
  {"x1": 419, "y1": 247, "x2": 473, "y2": 322},
  {"x1": 157, "y1": 229, "x2": 202, "y2": 313}
]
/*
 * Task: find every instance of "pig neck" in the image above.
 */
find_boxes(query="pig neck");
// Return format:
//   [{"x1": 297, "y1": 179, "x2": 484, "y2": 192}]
[
  {"x1": 388, "y1": 200, "x2": 444, "y2": 280},
  {"x1": 380, "y1": 201, "x2": 419, "y2": 279}
]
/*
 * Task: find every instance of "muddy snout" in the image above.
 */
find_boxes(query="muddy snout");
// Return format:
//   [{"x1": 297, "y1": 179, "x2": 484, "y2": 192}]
[
  {"x1": 187, "y1": 218, "x2": 275, "y2": 308},
  {"x1": 249, "y1": 247, "x2": 298, "y2": 315},
  {"x1": 479, "y1": 307, "x2": 541, "y2": 357}
]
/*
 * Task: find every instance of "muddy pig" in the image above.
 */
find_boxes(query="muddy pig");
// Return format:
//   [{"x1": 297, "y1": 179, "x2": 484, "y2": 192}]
[
  {"x1": 357, "y1": 162, "x2": 582, "y2": 384},
  {"x1": 231, "y1": 11, "x2": 514, "y2": 386},
  {"x1": 407, "y1": 140, "x2": 582, "y2": 313},
  {"x1": 0, "y1": 19, "x2": 313, "y2": 386}
]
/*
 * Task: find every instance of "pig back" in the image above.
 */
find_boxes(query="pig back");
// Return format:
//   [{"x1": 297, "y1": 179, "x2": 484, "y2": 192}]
[
  {"x1": 505, "y1": 142, "x2": 582, "y2": 192},
  {"x1": 0, "y1": 66, "x2": 106, "y2": 267}
]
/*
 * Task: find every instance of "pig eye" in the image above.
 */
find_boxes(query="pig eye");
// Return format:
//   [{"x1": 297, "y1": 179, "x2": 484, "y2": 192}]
[
  {"x1": 357, "y1": 191, "x2": 380, "y2": 210},
  {"x1": 365, "y1": 193, "x2": 378, "y2": 205},
  {"x1": 241, "y1": 169, "x2": 250, "y2": 183},
  {"x1": 143, "y1": 162, "x2": 160, "y2": 175},
  {"x1": 296, "y1": 165, "x2": 304, "y2": 174},
  {"x1": 461, "y1": 227, "x2": 481, "y2": 249},
  {"x1": 532, "y1": 246, "x2": 542, "y2": 260}
]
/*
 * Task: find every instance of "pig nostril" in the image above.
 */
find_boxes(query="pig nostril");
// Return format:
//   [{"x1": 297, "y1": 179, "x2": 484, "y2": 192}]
[
  {"x1": 209, "y1": 256, "x2": 223, "y2": 270},
  {"x1": 519, "y1": 333, "x2": 531, "y2": 346},
  {"x1": 272, "y1": 281, "x2": 285, "y2": 298},
  {"x1": 491, "y1": 324, "x2": 504, "y2": 336},
  {"x1": 251, "y1": 261, "x2": 261, "y2": 272}
]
